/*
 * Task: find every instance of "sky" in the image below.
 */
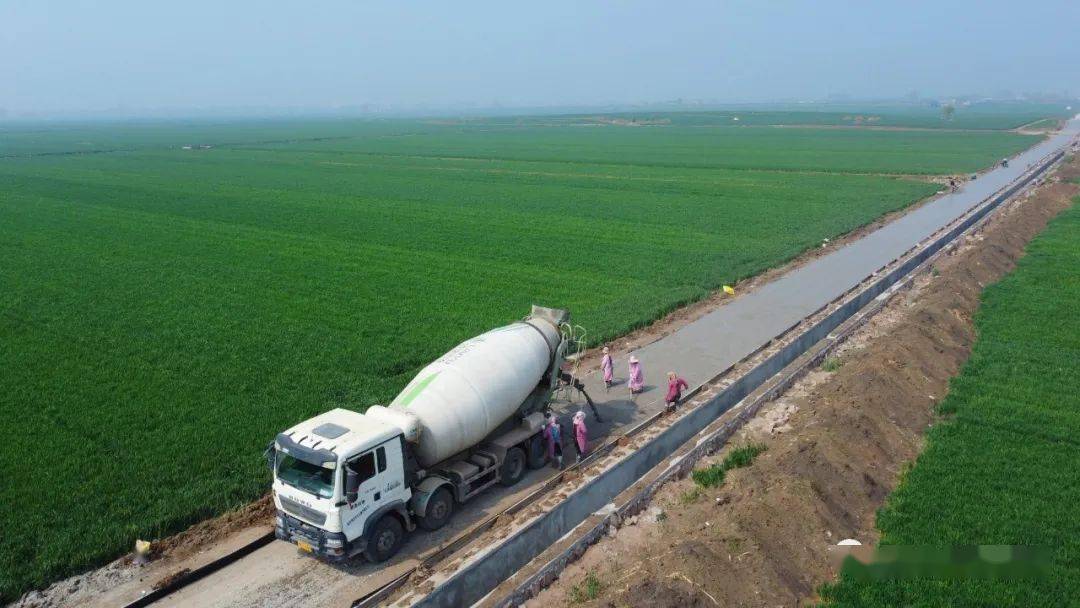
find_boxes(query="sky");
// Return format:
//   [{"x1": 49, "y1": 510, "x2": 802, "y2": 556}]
[{"x1": 2, "y1": 0, "x2": 1078, "y2": 117}]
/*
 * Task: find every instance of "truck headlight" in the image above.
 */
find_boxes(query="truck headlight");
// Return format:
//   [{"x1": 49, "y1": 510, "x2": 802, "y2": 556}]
[
  {"x1": 275, "y1": 515, "x2": 285, "y2": 528},
  {"x1": 325, "y1": 538, "x2": 344, "y2": 548}
]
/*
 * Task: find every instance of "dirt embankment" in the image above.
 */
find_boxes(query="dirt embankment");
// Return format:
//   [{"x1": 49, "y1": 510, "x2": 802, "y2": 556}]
[
  {"x1": 11, "y1": 498, "x2": 274, "y2": 608},
  {"x1": 529, "y1": 159, "x2": 1079, "y2": 607}
]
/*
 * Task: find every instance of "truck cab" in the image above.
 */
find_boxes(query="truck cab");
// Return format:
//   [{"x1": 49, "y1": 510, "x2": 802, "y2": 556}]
[{"x1": 272, "y1": 408, "x2": 414, "y2": 562}]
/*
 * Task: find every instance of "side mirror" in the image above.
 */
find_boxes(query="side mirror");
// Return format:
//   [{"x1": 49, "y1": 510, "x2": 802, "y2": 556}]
[
  {"x1": 264, "y1": 443, "x2": 276, "y2": 473},
  {"x1": 345, "y1": 468, "x2": 360, "y2": 504}
]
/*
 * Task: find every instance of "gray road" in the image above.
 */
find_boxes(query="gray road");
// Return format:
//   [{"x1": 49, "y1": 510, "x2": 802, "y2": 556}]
[{"x1": 569, "y1": 117, "x2": 1080, "y2": 429}]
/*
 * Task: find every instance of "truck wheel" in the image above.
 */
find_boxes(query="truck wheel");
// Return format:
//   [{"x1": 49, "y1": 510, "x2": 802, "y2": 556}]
[
  {"x1": 526, "y1": 435, "x2": 547, "y2": 470},
  {"x1": 363, "y1": 515, "x2": 404, "y2": 563},
  {"x1": 499, "y1": 447, "x2": 527, "y2": 486},
  {"x1": 417, "y1": 487, "x2": 454, "y2": 531}
]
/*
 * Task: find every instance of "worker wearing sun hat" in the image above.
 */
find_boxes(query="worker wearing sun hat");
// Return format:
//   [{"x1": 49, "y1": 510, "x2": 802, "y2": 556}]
[
  {"x1": 572, "y1": 411, "x2": 589, "y2": 463},
  {"x1": 600, "y1": 346, "x2": 614, "y2": 389},
  {"x1": 628, "y1": 355, "x2": 644, "y2": 394}
]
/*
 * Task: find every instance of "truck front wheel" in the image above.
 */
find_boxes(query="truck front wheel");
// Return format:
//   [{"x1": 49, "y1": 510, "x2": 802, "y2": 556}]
[
  {"x1": 364, "y1": 515, "x2": 404, "y2": 563},
  {"x1": 417, "y1": 487, "x2": 454, "y2": 531},
  {"x1": 499, "y1": 447, "x2": 527, "y2": 486}
]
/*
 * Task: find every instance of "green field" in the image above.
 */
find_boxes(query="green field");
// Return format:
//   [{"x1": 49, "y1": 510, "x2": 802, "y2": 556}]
[
  {"x1": 0, "y1": 112, "x2": 1048, "y2": 600},
  {"x1": 5, "y1": 100, "x2": 1070, "y2": 157},
  {"x1": 820, "y1": 198, "x2": 1080, "y2": 607},
  {"x1": 454, "y1": 103, "x2": 1074, "y2": 131}
]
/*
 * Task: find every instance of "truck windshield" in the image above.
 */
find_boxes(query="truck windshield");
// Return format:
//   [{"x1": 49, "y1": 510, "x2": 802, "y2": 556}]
[{"x1": 276, "y1": 453, "x2": 335, "y2": 499}]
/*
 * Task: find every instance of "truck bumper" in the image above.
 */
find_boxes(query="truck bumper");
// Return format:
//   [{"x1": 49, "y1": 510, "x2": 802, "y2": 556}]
[{"x1": 275, "y1": 511, "x2": 360, "y2": 561}]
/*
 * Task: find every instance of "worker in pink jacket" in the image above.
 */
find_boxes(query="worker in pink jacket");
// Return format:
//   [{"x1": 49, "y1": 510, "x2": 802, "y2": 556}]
[
  {"x1": 628, "y1": 355, "x2": 644, "y2": 394},
  {"x1": 665, "y1": 371, "x2": 689, "y2": 412},
  {"x1": 600, "y1": 347, "x2": 614, "y2": 389},
  {"x1": 572, "y1": 411, "x2": 589, "y2": 462}
]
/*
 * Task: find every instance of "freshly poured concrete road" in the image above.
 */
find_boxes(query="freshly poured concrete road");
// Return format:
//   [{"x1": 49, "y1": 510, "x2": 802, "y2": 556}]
[{"x1": 576, "y1": 118, "x2": 1080, "y2": 411}]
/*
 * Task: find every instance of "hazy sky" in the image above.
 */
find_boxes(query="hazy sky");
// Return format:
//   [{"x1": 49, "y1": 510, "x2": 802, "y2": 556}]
[{"x1": 2, "y1": 0, "x2": 1078, "y2": 116}]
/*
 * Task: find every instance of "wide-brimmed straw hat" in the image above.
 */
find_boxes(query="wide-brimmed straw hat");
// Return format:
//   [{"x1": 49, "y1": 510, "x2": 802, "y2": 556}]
[{"x1": 629, "y1": 355, "x2": 639, "y2": 363}]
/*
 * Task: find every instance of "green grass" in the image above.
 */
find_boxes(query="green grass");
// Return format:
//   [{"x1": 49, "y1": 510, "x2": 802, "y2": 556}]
[
  {"x1": 692, "y1": 465, "x2": 727, "y2": 488},
  {"x1": 691, "y1": 444, "x2": 767, "y2": 488},
  {"x1": 721, "y1": 443, "x2": 768, "y2": 469},
  {"x1": 0, "y1": 115, "x2": 1042, "y2": 601},
  {"x1": 819, "y1": 200, "x2": 1080, "y2": 607},
  {"x1": 679, "y1": 487, "x2": 703, "y2": 504},
  {"x1": 569, "y1": 571, "x2": 604, "y2": 603}
]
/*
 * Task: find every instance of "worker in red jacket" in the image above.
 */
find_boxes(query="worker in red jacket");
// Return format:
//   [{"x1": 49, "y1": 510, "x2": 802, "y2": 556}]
[{"x1": 665, "y1": 371, "x2": 689, "y2": 412}]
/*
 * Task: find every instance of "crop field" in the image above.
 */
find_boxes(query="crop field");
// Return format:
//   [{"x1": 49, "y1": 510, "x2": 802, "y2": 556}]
[
  {"x1": 0, "y1": 112, "x2": 1050, "y2": 600},
  {"x1": 427, "y1": 101, "x2": 1075, "y2": 131},
  {"x1": 820, "y1": 199, "x2": 1080, "y2": 607},
  {"x1": 3, "y1": 100, "x2": 1066, "y2": 157},
  {"x1": 233, "y1": 125, "x2": 1038, "y2": 175}
]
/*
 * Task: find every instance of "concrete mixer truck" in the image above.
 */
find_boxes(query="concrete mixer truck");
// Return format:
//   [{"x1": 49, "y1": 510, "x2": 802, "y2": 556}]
[{"x1": 268, "y1": 306, "x2": 592, "y2": 563}]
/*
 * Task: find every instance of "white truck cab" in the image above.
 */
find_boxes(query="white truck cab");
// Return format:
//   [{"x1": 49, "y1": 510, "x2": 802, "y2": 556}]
[{"x1": 272, "y1": 408, "x2": 414, "y2": 562}]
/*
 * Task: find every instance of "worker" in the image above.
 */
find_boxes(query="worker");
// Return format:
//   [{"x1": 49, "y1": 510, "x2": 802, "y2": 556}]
[
  {"x1": 600, "y1": 346, "x2": 614, "y2": 389},
  {"x1": 1001, "y1": 158, "x2": 1009, "y2": 168},
  {"x1": 948, "y1": 177, "x2": 958, "y2": 192},
  {"x1": 665, "y1": 371, "x2": 689, "y2": 412},
  {"x1": 543, "y1": 414, "x2": 564, "y2": 469},
  {"x1": 572, "y1": 411, "x2": 589, "y2": 463},
  {"x1": 628, "y1": 355, "x2": 644, "y2": 394}
]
